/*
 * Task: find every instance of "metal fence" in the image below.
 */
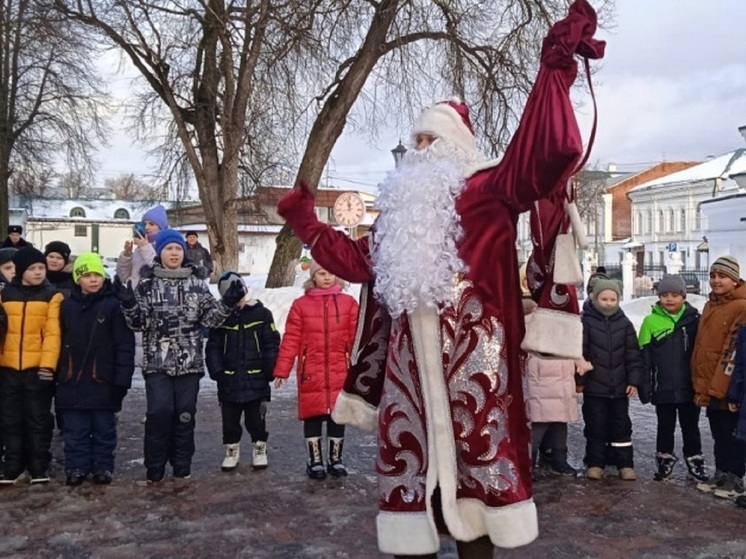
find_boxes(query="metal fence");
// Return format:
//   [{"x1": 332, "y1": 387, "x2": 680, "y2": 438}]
[{"x1": 600, "y1": 265, "x2": 710, "y2": 298}]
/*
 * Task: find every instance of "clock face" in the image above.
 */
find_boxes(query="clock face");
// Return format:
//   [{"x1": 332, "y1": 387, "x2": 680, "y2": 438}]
[{"x1": 333, "y1": 192, "x2": 365, "y2": 228}]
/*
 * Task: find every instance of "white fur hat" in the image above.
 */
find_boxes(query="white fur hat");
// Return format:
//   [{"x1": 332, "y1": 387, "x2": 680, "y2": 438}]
[{"x1": 412, "y1": 98, "x2": 477, "y2": 157}]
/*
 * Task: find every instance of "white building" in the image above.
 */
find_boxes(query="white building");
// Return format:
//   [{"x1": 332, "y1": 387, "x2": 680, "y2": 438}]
[{"x1": 626, "y1": 148, "x2": 746, "y2": 270}]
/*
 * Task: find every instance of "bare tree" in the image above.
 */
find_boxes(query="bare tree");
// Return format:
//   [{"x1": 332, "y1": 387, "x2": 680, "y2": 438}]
[
  {"x1": 105, "y1": 172, "x2": 157, "y2": 200},
  {"x1": 0, "y1": 0, "x2": 107, "y2": 231},
  {"x1": 10, "y1": 167, "x2": 56, "y2": 199},
  {"x1": 55, "y1": 0, "x2": 613, "y2": 284},
  {"x1": 58, "y1": 170, "x2": 91, "y2": 198}
]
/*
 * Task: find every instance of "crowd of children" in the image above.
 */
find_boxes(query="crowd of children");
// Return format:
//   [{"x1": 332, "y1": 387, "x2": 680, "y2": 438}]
[{"x1": 3, "y1": 216, "x2": 746, "y2": 513}]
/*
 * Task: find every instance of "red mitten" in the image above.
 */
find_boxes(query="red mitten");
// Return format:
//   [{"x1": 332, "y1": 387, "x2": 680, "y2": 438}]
[{"x1": 277, "y1": 180, "x2": 328, "y2": 246}]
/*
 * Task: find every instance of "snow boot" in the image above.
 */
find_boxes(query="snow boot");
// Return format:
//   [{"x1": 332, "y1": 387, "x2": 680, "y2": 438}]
[
  {"x1": 619, "y1": 467, "x2": 637, "y2": 481},
  {"x1": 713, "y1": 473, "x2": 745, "y2": 499},
  {"x1": 327, "y1": 437, "x2": 348, "y2": 477},
  {"x1": 538, "y1": 447, "x2": 553, "y2": 468},
  {"x1": 550, "y1": 448, "x2": 577, "y2": 477},
  {"x1": 252, "y1": 441, "x2": 268, "y2": 470},
  {"x1": 653, "y1": 453, "x2": 678, "y2": 481},
  {"x1": 586, "y1": 467, "x2": 604, "y2": 480},
  {"x1": 697, "y1": 469, "x2": 726, "y2": 493},
  {"x1": 306, "y1": 437, "x2": 326, "y2": 480},
  {"x1": 685, "y1": 454, "x2": 708, "y2": 482},
  {"x1": 222, "y1": 443, "x2": 240, "y2": 471}
]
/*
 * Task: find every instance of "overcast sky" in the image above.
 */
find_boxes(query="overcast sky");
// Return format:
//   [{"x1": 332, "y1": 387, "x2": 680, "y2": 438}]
[{"x1": 96, "y1": 0, "x2": 746, "y2": 193}]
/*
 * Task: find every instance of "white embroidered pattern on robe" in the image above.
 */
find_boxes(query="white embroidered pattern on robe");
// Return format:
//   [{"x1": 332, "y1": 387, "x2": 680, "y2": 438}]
[
  {"x1": 441, "y1": 280, "x2": 519, "y2": 495},
  {"x1": 377, "y1": 317, "x2": 428, "y2": 506}
]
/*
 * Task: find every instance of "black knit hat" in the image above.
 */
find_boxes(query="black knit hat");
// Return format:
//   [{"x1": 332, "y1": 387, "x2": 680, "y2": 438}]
[
  {"x1": 185, "y1": 230, "x2": 198, "y2": 238},
  {"x1": 44, "y1": 240, "x2": 72, "y2": 264},
  {"x1": 13, "y1": 247, "x2": 46, "y2": 278},
  {"x1": 0, "y1": 247, "x2": 17, "y2": 265}
]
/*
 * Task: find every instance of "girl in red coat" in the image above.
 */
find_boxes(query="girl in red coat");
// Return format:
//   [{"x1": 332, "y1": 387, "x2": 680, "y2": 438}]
[{"x1": 274, "y1": 262, "x2": 358, "y2": 479}]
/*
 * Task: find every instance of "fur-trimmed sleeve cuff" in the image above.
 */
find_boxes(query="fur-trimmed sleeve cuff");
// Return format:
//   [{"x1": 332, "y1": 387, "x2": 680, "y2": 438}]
[
  {"x1": 521, "y1": 308, "x2": 582, "y2": 359},
  {"x1": 332, "y1": 390, "x2": 378, "y2": 432}
]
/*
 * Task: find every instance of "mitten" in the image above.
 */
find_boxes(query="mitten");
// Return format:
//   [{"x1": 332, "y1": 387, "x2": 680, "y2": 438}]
[
  {"x1": 222, "y1": 280, "x2": 247, "y2": 308},
  {"x1": 113, "y1": 276, "x2": 137, "y2": 309},
  {"x1": 112, "y1": 386, "x2": 128, "y2": 410},
  {"x1": 277, "y1": 180, "x2": 328, "y2": 246}
]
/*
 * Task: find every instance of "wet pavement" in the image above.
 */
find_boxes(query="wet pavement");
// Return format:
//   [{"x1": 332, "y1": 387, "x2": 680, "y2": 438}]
[{"x1": 1, "y1": 382, "x2": 745, "y2": 559}]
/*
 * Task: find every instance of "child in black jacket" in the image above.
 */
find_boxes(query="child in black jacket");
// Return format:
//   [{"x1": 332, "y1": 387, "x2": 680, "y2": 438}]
[
  {"x1": 56, "y1": 253, "x2": 135, "y2": 486},
  {"x1": 638, "y1": 274, "x2": 705, "y2": 482},
  {"x1": 206, "y1": 272, "x2": 280, "y2": 471},
  {"x1": 577, "y1": 278, "x2": 644, "y2": 481}
]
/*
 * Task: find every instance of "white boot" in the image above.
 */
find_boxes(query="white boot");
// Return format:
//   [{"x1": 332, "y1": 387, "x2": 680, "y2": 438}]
[
  {"x1": 252, "y1": 441, "x2": 268, "y2": 470},
  {"x1": 221, "y1": 443, "x2": 240, "y2": 471}
]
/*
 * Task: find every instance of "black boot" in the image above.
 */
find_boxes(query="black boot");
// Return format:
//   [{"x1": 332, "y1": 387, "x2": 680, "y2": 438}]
[
  {"x1": 305, "y1": 437, "x2": 326, "y2": 480},
  {"x1": 654, "y1": 453, "x2": 678, "y2": 481},
  {"x1": 327, "y1": 437, "x2": 348, "y2": 477},
  {"x1": 550, "y1": 448, "x2": 577, "y2": 477}
]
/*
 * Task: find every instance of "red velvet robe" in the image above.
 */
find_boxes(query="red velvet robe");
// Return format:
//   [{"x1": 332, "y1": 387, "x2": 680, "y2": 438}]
[{"x1": 307, "y1": 2, "x2": 604, "y2": 553}]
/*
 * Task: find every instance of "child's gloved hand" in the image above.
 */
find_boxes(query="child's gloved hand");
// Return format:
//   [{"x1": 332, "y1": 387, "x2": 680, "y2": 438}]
[
  {"x1": 221, "y1": 281, "x2": 247, "y2": 308},
  {"x1": 38, "y1": 368, "x2": 54, "y2": 382},
  {"x1": 113, "y1": 276, "x2": 137, "y2": 309}
]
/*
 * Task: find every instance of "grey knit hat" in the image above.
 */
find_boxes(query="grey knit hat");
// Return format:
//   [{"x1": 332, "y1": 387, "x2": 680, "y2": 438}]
[
  {"x1": 217, "y1": 271, "x2": 246, "y2": 298},
  {"x1": 657, "y1": 274, "x2": 686, "y2": 297},
  {"x1": 710, "y1": 255, "x2": 740, "y2": 282}
]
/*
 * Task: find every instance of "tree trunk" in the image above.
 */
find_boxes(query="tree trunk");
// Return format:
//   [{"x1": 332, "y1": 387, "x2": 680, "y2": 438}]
[
  {"x1": 265, "y1": 0, "x2": 400, "y2": 288},
  {"x1": 0, "y1": 155, "x2": 10, "y2": 234}
]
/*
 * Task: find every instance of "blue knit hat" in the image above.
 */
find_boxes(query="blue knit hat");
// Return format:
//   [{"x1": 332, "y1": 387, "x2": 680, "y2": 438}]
[
  {"x1": 141, "y1": 205, "x2": 168, "y2": 231},
  {"x1": 155, "y1": 229, "x2": 186, "y2": 256}
]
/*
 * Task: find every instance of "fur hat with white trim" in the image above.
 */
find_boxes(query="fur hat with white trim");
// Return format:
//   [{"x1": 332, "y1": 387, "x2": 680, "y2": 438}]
[{"x1": 412, "y1": 98, "x2": 477, "y2": 158}]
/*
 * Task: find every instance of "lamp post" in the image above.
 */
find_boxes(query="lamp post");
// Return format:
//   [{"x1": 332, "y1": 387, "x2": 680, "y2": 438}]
[{"x1": 391, "y1": 140, "x2": 407, "y2": 167}]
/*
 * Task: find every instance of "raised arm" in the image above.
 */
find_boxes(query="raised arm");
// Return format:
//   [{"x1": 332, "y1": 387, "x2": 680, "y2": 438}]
[
  {"x1": 278, "y1": 182, "x2": 373, "y2": 283},
  {"x1": 485, "y1": 0, "x2": 605, "y2": 211}
]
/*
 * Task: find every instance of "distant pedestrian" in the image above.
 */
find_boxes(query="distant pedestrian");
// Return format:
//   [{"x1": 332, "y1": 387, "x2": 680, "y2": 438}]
[
  {"x1": 0, "y1": 247, "x2": 17, "y2": 287},
  {"x1": 0, "y1": 247, "x2": 63, "y2": 485},
  {"x1": 206, "y1": 272, "x2": 279, "y2": 472},
  {"x1": 114, "y1": 229, "x2": 244, "y2": 483},
  {"x1": 577, "y1": 278, "x2": 645, "y2": 481},
  {"x1": 638, "y1": 274, "x2": 706, "y2": 482},
  {"x1": 185, "y1": 231, "x2": 213, "y2": 275},
  {"x1": 273, "y1": 262, "x2": 358, "y2": 480},
  {"x1": 691, "y1": 256, "x2": 746, "y2": 499},
  {"x1": 44, "y1": 241, "x2": 75, "y2": 298},
  {"x1": 1, "y1": 225, "x2": 31, "y2": 249},
  {"x1": 56, "y1": 253, "x2": 135, "y2": 486},
  {"x1": 116, "y1": 204, "x2": 168, "y2": 287}
]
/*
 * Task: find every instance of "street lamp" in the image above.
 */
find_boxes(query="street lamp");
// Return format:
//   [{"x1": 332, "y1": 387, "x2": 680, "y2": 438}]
[{"x1": 391, "y1": 140, "x2": 407, "y2": 167}]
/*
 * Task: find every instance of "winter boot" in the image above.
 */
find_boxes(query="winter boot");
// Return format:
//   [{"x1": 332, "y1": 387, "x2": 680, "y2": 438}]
[
  {"x1": 586, "y1": 467, "x2": 604, "y2": 480},
  {"x1": 653, "y1": 453, "x2": 678, "y2": 482},
  {"x1": 252, "y1": 441, "x2": 268, "y2": 470},
  {"x1": 713, "y1": 473, "x2": 745, "y2": 499},
  {"x1": 306, "y1": 437, "x2": 326, "y2": 480},
  {"x1": 696, "y1": 469, "x2": 726, "y2": 493},
  {"x1": 327, "y1": 437, "x2": 348, "y2": 477},
  {"x1": 538, "y1": 447, "x2": 553, "y2": 468},
  {"x1": 619, "y1": 467, "x2": 637, "y2": 481},
  {"x1": 550, "y1": 448, "x2": 577, "y2": 477},
  {"x1": 221, "y1": 443, "x2": 240, "y2": 471},
  {"x1": 685, "y1": 454, "x2": 708, "y2": 482}
]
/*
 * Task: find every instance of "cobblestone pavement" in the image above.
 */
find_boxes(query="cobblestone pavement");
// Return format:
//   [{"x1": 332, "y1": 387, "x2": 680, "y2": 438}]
[{"x1": 1, "y1": 384, "x2": 745, "y2": 559}]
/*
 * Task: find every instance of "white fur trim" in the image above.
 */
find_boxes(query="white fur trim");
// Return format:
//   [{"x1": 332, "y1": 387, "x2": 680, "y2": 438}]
[
  {"x1": 331, "y1": 391, "x2": 378, "y2": 432},
  {"x1": 376, "y1": 512, "x2": 440, "y2": 554},
  {"x1": 465, "y1": 158, "x2": 501, "y2": 177},
  {"x1": 521, "y1": 308, "x2": 582, "y2": 359},
  {"x1": 565, "y1": 201, "x2": 589, "y2": 250},
  {"x1": 414, "y1": 104, "x2": 476, "y2": 159},
  {"x1": 456, "y1": 498, "x2": 538, "y2": 548}
]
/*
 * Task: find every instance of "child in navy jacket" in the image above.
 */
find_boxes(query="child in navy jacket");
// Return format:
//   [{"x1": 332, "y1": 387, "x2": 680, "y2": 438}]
[
  {"x1": 206, "y1": 272, "x2": 280, "y2": 471},
  {"x1": 56, "y1": 253, "x2": 135, "y2": 486}
]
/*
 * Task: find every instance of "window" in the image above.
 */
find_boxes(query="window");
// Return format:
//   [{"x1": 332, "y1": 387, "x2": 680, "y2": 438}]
[
  {"x1": 74, "y1": 225, "x2": 87, "y2": 237},
  {"x1": 70, "y1": 207, "x2": 86, "y2": 218},
  {"x1": 636, "y1": 212, "x2": 642, "y2": 235},
  {"x1": 695, "y1": 207, "x2": 701, "y2": 230},
  {"x1": 659, "y1": 251, "x2": 665, "y2": 266},
  {"x1": 114, "y1": 208, "x2": 130, "y2": 219},
  {"x1": 658, "y1": 209, "x2": 664, "y2": 230},
  {"x1": 646, "y1": 211, "x2": 653, "y2": 234},
  {"x1": 680, "y1": 209, "x2": 686, "y2": 232},
  {"x1": 668, "y1": 210, "x2": 674, "y2": 232}
]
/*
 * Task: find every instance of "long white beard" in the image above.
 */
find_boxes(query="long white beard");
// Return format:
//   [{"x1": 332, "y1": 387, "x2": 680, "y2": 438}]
[{"x1": 371, "y1": 139, "x2": 473, "y2": 318}]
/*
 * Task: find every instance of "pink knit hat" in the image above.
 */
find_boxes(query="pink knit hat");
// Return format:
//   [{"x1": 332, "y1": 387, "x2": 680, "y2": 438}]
[{"x1": 309, "y1": 260, "x2": 322, "y2": 279}]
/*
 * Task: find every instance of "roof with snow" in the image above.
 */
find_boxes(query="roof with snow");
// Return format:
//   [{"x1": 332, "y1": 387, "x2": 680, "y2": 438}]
[
  {"x1": 629, "y1": 149, "x2": 746, "y2": 193},
  {"x1": 25, "y1": 198, "x2": 187, "y2": 221}
]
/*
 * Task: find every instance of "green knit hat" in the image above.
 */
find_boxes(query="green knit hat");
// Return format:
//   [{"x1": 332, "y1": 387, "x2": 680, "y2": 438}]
[
  {"x1": 73, "y1": 252, "x2": 106, "y2": 283},
  {"x1": 592, "y1": 278, "x2": 621, "y2": 300}
]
